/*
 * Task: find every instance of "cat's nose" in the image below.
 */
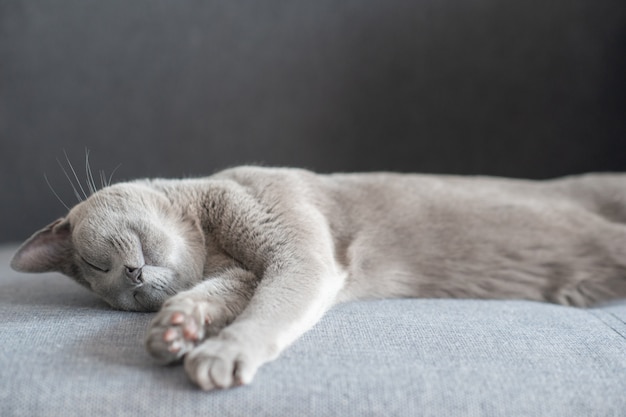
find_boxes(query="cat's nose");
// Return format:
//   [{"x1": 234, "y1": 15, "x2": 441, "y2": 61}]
[{"x1": 125, "y1": 266, "x2": 143, "y2": 284}]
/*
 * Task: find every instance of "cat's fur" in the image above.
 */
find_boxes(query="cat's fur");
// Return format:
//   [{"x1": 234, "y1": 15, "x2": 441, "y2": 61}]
[{"x1": 11, "y1": 166, "x2": 626, "y2": 390}]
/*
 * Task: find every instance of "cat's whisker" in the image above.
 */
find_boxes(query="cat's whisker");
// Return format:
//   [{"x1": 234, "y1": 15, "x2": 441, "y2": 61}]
[
  {"x1": 43, "y1": 173, "x2": 70, "y2": 210},
  {"x1": 63, "y1": 150, "x2": 89, "y2": 200},
  {"x1": 57, "y1": 157, "x2": 83, "y2": 203},
  {"x1": 85, "y1": 149, "x2": 97, "y2": 195},
  {"x1": 107, "y1": 164, "x2": 122, "y2": 186},
  {"x1": 100, "y1": 170, "x2": 107, "y2": 189}
]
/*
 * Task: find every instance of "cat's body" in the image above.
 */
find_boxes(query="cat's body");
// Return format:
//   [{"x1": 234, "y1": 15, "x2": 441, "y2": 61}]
[{"x1": 11, "y1": 166, "x2": 626, "y2": 390}]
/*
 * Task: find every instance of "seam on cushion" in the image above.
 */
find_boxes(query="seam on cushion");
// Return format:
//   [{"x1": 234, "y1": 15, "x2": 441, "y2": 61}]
[{"x1": 587, "y1": 310, "x2": 626, "y2": 341}]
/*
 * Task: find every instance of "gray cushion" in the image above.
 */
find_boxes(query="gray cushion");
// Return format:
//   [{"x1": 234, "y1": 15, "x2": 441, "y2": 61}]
[{"x1": 1, "y1": 244, "x2": 625, "y2": 416}]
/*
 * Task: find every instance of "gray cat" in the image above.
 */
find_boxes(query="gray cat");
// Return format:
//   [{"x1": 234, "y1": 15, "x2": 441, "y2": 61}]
[{"x1": 10, "y1": 166, "x2": 626, "y2": 390}]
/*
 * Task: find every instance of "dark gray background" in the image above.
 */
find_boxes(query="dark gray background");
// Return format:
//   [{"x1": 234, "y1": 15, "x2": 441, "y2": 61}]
[{"x1": 1, "y1": 0, "x2": 625, "y2": 243}]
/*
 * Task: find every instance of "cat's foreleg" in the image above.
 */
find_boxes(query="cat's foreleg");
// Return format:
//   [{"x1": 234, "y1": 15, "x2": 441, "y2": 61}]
[
  {"x1": 145, "y1": 267, "x2": 256, "y2": 364},
  {"x1": 183, "y1": 262, "x2": 345, "y2": 390}
]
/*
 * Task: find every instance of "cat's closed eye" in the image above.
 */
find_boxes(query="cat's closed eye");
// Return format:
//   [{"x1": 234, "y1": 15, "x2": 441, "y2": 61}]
[{"x1": 81, "y1": 256, "x2": 109, "y2": 273}]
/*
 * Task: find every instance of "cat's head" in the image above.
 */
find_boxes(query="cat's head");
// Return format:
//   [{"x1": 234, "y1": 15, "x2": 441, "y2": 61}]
[{"x1": 10, "y1": 182, "x2": 206, "y2": 312}]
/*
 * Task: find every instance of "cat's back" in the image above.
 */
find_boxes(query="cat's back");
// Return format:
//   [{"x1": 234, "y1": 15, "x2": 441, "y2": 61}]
[
  {"x1": 212, "y1": 166, "x2": 542, "y2": 203},
  {"x1": 148, "y1": 166, "x2": 626, "y2": 228}
]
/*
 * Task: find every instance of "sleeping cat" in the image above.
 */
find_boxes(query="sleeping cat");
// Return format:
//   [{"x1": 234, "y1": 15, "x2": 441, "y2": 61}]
[{"x1": 10, "y1": 166, "x2": 626, "y2": 390}]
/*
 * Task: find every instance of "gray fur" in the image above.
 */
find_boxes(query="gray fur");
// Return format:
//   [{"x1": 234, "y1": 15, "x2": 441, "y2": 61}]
[{"x1": 10, "y1": 166, "x2": 626, "y2": 390}]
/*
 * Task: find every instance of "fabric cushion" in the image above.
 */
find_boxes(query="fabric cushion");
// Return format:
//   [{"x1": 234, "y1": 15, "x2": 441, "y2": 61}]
[{"x1": 1, "y1": 245, "x2": 624, "y2": 417}]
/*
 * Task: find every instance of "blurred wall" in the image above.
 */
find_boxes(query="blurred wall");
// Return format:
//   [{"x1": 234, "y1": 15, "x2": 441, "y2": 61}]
[{"x1": 1, "y1": 0, "x2": 625, "y2": 242}]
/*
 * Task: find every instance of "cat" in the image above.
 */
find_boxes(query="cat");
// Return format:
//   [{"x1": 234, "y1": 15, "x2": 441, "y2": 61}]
[{"x1": 10, "y1": 166, "x2": 626, "y2": 390}]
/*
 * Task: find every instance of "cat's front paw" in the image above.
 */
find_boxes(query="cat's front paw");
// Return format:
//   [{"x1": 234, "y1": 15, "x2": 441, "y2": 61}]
[
  {"x1": 184, "y1": 337, "x2": 260, "y2": 390},
  {"x1": 145, "y1": 297, "x2": 215, "y2": 364}
]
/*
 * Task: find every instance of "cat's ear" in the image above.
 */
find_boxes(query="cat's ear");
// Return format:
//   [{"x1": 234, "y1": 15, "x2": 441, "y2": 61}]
[{"x1": 11, "y1": 218, "x2": 73, "y2": 273}]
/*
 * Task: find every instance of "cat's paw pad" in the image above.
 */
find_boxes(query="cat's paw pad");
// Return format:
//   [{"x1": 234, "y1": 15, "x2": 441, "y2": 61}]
[
  {"x1": 145, "y1": 299, "x2": 214, "y2": 364},
  {"x1": 184, "y1": 339, "x2": 258, "y2": 390}
]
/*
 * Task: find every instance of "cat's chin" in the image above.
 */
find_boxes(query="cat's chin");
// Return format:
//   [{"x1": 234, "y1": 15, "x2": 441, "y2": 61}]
[
  {"x1": 133, "y1": 291, "x2": 169, "y2": 312},
  {"x1": 128, "y1": 304, "x2": 161, "y2": 313},
  {"x1": 112, "y1": 301, "x2": 162, "y2": 313},
  {"x1": 102, "y1": 291, "x2": 165, "y2": 312}
]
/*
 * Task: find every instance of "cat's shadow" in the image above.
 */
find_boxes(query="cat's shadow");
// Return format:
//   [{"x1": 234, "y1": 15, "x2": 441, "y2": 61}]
[
  {"x1": 2, "y1": 272, "x2": 201, "y2": 391},
  {"x1": 78, "y1": 315, "x2": 200, "y2": 391}
]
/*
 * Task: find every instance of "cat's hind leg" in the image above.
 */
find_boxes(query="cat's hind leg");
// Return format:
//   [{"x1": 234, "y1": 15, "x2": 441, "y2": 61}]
[
  {"x1": 145, "y1": 267, "x2": 256, "y2": 364},
  {"x1": 551, "y1": 173, "x2": 626, "y2": 224}
]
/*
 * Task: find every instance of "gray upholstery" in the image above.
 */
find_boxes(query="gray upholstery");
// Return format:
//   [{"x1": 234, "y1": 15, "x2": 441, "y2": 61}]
[{"x1": 1, "y1": 245, "x2": 625, "y2": 416}]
